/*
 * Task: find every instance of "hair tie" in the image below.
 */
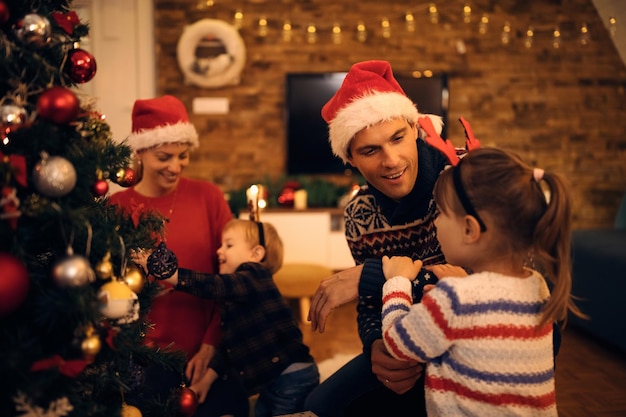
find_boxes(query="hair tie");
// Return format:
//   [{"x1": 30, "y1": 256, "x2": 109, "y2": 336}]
[{"x1": 533, "y1": 168, "x2": 545, "y2": 183}]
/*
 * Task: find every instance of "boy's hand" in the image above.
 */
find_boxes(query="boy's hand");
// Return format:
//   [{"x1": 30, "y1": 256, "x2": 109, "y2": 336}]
[
  {"x1": 382, "y1": 256, "x2": 423, "y2": 281},
  {"x1": 424, "y1": 263, "x2": 468, "y2": 280}
]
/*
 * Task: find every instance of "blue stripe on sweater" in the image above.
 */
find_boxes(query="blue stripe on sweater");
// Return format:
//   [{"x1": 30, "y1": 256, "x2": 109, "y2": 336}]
[
  {"x1": 394, "y1": 319, "x2": 429, "y2": 360},
  {"x1": 435, "y1": 351, "x2": 555, "y2": 384},
  {"x1": 382, "y1": 303, "x2": 410, "y2": 317},
  {"x1": 437, "y1": 281, "x2": 545, "y2": 315}
]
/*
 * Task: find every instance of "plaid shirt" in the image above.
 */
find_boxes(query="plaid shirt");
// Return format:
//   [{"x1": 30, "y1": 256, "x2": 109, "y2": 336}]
[{"x1": 176, "y1": 262, "x2": 314, "y2": 395}]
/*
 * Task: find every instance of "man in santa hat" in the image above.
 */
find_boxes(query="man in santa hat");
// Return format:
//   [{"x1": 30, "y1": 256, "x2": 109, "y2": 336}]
[{"x1": 306, "y1": 60, "x2": 450, "y2": 416}]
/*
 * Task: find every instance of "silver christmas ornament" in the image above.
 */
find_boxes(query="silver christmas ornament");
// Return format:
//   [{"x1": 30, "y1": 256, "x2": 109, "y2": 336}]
[
  {"x1": 32, "y1": 153, "x2": 77, "y2": 198},
  {"x1": 0, "y1": 104, "x2": 27, "y2": 127},
  {"x1": 15, "y1": 14, "x2": 52, "y2": 48},
  {"x1": 53, "y1": 253, "x2": 96, "y2": 287}
]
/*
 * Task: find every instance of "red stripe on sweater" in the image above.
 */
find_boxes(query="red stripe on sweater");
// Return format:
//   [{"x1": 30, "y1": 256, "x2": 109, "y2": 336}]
[
  {"x1": 383, "y1": 290, "x2": 412, "y2": 305},
  {"x1": 427, "y1": 375, "x2": 556, "y2": 409},
  {"x1": 422, "y1": 297, "x2": 553, "y2": 340}
]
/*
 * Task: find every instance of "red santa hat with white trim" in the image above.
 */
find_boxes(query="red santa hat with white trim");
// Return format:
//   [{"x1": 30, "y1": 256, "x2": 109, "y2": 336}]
[
  {"x1": 321, "y1": 60, "x2": 444, "y2": 163},
  {"x1": 125, "y1": 95, "x2": 199, "y2": 153}
]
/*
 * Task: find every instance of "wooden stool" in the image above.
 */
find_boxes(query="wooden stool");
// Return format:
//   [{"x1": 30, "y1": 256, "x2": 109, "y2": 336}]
[{"x1": 273, "y1": 263, "x2": 333, "y2": 324}]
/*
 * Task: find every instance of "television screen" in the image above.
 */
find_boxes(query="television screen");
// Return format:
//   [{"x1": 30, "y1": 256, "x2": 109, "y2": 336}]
[{"x1": 285, "y1": 72, "x2": 449, "y2": 175}]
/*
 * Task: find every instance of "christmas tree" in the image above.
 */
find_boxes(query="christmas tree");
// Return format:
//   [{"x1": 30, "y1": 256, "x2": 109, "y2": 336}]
[{"x1": 0, "y1": 1, "x2": 194, "y2": 416}]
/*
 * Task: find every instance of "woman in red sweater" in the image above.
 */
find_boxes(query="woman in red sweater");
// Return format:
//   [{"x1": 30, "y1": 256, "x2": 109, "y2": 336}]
[{"x1": 109, "y1": 95, "x2": 235, "y2": 416}]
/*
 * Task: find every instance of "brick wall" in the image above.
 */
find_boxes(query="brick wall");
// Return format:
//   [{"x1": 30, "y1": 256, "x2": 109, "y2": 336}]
[{"x1": 154, "y1": 0, "x2": 626, "y2": 228}]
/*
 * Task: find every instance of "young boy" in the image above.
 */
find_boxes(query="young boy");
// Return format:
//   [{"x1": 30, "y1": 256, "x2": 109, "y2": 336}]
[{"x1": 162, "y1": 219, "x2": 319, "y2": 417}]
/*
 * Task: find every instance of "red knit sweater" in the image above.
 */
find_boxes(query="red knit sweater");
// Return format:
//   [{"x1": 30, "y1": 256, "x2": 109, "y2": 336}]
[{"x1": 109, "y1": 177, "x2": 233, "y2": 358}]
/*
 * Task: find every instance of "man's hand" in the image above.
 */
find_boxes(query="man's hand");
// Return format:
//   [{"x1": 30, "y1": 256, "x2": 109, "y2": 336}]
[
  {"x1": 186, "y1": 343, "x2": 215, "y2": 385},
  {"x1": 370, "y1": 339, "x2": 423, "y2": 394},
  {"x1": 308, "y1": 264, "x2": 363, "y2": 333}
]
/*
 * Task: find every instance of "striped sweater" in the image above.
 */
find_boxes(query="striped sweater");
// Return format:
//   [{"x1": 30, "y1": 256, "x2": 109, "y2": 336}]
[{"x1": 382, "y1": 271, "x2": 557, "y2": 417}]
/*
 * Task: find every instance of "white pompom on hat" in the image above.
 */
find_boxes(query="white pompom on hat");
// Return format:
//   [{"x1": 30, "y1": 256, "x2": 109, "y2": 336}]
[
  {"x1": 321, "y1": 60, "x2": 444, "y2": 163},
  {"x1": 125, "y1": 95, "x2": 199, "y2": 153}
]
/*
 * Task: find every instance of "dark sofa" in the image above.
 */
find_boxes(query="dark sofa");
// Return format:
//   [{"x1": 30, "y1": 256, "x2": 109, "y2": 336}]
[{"x1": 569, "y1": 193, "x2": 626, "y2": 353}]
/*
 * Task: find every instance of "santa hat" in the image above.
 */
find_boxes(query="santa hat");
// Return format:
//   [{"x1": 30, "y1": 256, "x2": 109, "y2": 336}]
[
  {"x1": 321, "y1": 60, "x2": 444, "y2": 163},
  {"x1": 126, "y1": 95, "x2": 199, "y2": 152}
]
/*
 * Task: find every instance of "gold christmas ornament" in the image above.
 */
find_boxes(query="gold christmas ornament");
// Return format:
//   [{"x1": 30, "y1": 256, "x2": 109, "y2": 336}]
[
  {"x1": 121, "y1": 403, "x2": 142, "y2": 417},
  {"x1": 95, "y1": 251, "x2": 114, "y2": 280},
  {"x1": 124, "y1": 264, "x2": 146, "y2": 293},
  {"x1": 81, "y1": 333, "x2": 102, "y2": 358}
]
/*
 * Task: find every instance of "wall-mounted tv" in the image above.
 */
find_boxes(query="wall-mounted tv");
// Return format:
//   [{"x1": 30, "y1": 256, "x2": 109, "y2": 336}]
[{"x1": 285, "y1": 72, "x2": 449, "y2": 175}]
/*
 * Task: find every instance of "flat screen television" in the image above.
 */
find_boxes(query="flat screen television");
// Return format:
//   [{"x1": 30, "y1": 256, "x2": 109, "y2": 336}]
[{"x1": 285, "y1": 72, "x2": 449, "y2": 175}]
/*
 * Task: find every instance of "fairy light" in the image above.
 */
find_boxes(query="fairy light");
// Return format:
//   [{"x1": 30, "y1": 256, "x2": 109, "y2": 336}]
[
  {"x1": 609, "y1": 16, "x2": 617, "y2": 37},
  {"x1": 524, "y1": 26, "x2": 534, "y2": 48},
  {"x1": 356, "y1": 21, "x2": 367, "y2": 42},
  {"x1": 196, "y1": 0, "x2": 214, "y2": 9},
  {"x1": 332, "y1": 22, "x2": 342, "y2": 44},
  {"x1": 579, "y1": 22, "x2": 590, "y2": 46},
  {"x1": 405, "y1": 11, "x2": 415, "y2": 32},
  {"x1": 429, "y1": 3, "x2": 439, "y2": 24},
  {"x1": 233, "y1": 9, "x2": 243, "y2": 29},
  {"x1": 306, "y1": 23, "x2": 317, "y2": 44},
  {"x1": 478, "y1": 13, "x2": 488, "y2": 34},
  {"x1": 381, "y1": 17, "x2": 390, "y2": 39},
  {"x1": 552, "y1": 26, "x2": 561, "y2": 49},
  {"x1": 282, "y1": 19, "x2": 292, "y2": 42},
  {"x1": 258, "y1": 16, "x2": 268, "y2": 37},
  {"x1": 463, "y1": 3, "x2": 472, "y2": 23},
  {"x1": 501, "y1": 21, "x2": 511, "y2": 45}
]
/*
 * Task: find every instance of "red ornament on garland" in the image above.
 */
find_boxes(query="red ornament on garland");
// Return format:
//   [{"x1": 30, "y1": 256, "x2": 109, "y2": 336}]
[
  {"x1": 92, "y1": 178, "x2": 109, "y2": 196},
  {"x1": 117, "y1": 167, "x2": 140, "y2": 188},
  {"x1": 36, "y1": 87, "x2": 80, "y2": 124},
  {"x1": 66, "y1": 48, "x2": 97, "y2": 83},
  {"x1": 177, "y1": 387, "x2": 199, "y2": 417},
  {"x1": 0, "y1": 1, "x2": 10, "y2": 26},
  {"x1": 0, "y1": 252, "x2": 30, "y2": 317}
]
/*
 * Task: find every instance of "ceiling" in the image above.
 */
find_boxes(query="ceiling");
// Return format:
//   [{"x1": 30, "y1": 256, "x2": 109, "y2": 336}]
[{"x1": 592, "y1": 0, "x2": 626, "y2": 66}]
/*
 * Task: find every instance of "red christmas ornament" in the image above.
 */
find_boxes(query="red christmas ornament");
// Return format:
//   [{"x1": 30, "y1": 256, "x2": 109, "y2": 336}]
[
  {"x1": 36, "y1": 87, "x2": 80, "y2": 124},
  {"x1": 92, "y1": 179, "x2": 109, "y2": 196},
  {"x1": 66, "y1": 48, "x2": 97, "y2": 83},
  {"x1": 0, "y1": 252, "x2": 30, "y2": 317},
  {"x1": 0, "y1": 1, "x2": 10, "y2": 26},
  {"x1": 118, "y1": 167, "x2": 140, "y2": 187},
  {"x1": 177, "y1": 387, "x2": 199, "y2": 417}
]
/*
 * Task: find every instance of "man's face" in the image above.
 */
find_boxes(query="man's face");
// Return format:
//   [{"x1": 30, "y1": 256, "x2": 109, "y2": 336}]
[{"x1": 347, "y1": 119, "x2": 419, "y2": 201}]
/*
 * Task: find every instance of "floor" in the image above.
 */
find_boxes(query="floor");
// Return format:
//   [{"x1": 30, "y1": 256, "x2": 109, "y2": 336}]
[{"x1": 297, "y1": 300, "x2": 626, "y2": 417}]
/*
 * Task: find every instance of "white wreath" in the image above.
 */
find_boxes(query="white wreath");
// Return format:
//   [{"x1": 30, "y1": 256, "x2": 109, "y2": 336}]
[{"x1": 176, "y1": 19, "x2": 246, "y2": 88}]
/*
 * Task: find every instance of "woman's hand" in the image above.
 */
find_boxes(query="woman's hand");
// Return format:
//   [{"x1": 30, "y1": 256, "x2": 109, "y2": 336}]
[
  {"x1": 382, "y1": 256, "x2": 422, "y2": 281},
  {"x1": 308, "y1": 264, "x2": 363, "y2": 333},
  {"x1": 189, "y1": 367, "x2": 218, "y2": 403},
  {"x1": 186, "y1": 343, "x2": 215, "y2": 385}
]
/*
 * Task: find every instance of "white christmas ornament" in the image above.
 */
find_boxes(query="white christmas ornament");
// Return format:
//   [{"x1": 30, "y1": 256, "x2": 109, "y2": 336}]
[{"x1": 98, "y1": 281, "x2": 139, "y2": 323}]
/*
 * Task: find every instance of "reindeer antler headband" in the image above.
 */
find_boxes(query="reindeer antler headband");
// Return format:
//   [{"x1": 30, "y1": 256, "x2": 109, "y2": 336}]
[{"x1": 419, "y1": 116, "x2": 486, "y2": 231}]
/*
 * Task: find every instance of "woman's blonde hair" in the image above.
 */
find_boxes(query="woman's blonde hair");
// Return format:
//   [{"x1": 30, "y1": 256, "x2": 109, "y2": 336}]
[{"x1": 223, "y1": 219, "x2": 284, "y2": 274}]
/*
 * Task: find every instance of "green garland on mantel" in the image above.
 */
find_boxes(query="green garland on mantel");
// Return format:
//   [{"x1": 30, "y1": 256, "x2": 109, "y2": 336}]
[{"x1": 227, "y1": 176, "x2": 360, "y2": 216}]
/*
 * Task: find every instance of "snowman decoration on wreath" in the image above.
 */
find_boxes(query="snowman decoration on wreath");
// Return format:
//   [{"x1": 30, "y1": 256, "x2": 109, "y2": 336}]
[{"x1": 176, "y1": 19, "x2": 246, "y2": 89}]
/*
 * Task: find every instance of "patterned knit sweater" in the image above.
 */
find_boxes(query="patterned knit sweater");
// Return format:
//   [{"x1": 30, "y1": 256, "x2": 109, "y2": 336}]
[
  {"x1": 382, "y1": 271, "x2": 557, "y2": 417},
  {"x1": 349, "y1": 139, "x2": 452, "y2": 352}
]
